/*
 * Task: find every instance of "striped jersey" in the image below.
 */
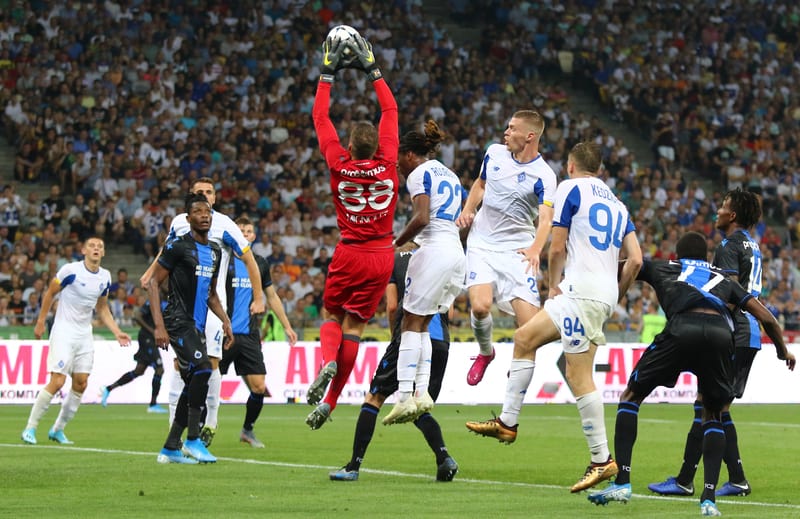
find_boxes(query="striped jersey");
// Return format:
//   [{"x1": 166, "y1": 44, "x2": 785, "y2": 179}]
[{"x1": 159, "y1": 233, "x2": 221, "y2": 333}]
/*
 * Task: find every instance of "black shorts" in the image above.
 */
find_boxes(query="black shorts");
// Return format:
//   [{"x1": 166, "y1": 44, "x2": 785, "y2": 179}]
[
  {"x1": 370, "y1": 337, "x2": 449, "y2": 401},
  {"x1": 219, "y1": 332, "x2": 266, "y2": 377},
  {"x1": 166, "y1": 320, "x2": 209, "y2": 377},
  {"x1": 731, "y1": 347, "x2": 758, "y2": 399},
  {"x1": 134, "y1": 333, "x2": 164, "y2": 369},
  {"x1": 627, "y1": 312, "x2": 735, "y2": 411}
]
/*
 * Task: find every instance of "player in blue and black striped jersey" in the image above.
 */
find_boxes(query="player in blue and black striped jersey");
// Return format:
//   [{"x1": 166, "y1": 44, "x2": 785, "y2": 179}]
[
  {"x1": 147, "y1": 193, "x2": 233, "y2": 465},
  {"x1": 651, "y1": 188, "x2": 774, "y2": 498},
  {"x1": 588, "y1": 232, "x2": 794, "y2": 515},
  {"x1": 329, "y1": 246, "x2": 458, "y2": 482},
  {"x1": 220, "y1": 216, "x2": 297, "y2": 448}
]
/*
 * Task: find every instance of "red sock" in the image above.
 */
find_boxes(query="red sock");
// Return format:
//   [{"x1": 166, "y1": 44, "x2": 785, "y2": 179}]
[
  {"x1": 319, "y1": 321, "x2": 343, "y2": 365},
  {"x1": 324, "y1": 335, "x2": 360, "y2": 412}
]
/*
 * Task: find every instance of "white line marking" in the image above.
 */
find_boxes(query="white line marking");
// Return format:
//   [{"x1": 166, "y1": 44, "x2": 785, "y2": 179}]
[{"x1": 2, "y1": 443, "x2": 799, "y2": 510}]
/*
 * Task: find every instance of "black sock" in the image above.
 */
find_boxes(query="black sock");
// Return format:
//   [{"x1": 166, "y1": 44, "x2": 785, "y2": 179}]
[
  {"x1": 700, "y1": 420, "x2": 726, "y2": 503},
  {"x1": 414, "y1": 412, "x2": 449, "y2": 465},
  {"x1": 721, "y1": 411, "x2": 745, "y2": 483},
  {"x1": 150, "y1": 374, "x2": 162, "y2": 406},
  {"x1": 677, "y1": 400, "x2": 703, "y2": 486},
  {"x1": 108, "y1": 370, "x2": 138, "y2": 391},
  {"x1": 187, "y1": 370, "x2": 211, "y2": 440},
  {"x1": 347, "y1": 404, "x2": 379, "y2": 472},
  {"x1": 164, "y1": 392, "x2": 188, "y2": 450},
  {"x1": 243, "y1": 391, "x2": 264, "y2": 431},
  {"x1": 613, "y1": 401, "x2": 639, "y2": 486}
]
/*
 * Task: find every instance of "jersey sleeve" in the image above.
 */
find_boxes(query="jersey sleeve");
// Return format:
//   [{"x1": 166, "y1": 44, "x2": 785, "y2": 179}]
[
  {"x1": 158, "y1": 236, "x2": 182, "y2": 271},
  {"x1": 312, "y1": 81, "x2": 347, "y2": 166},
  {"x1": 552, "y1": 182, "x2": 580, "y2": 228},
  {"x1": 374, "y1": 78, "x2": 399, "y2": 164},
  {"x1": 538, "y1": 161, "x2": 558, "y2": 208},
  {"x1": 218, "y1": 213, "x2": 250, "y2": 256},
  {"x1": 478, "y1": 145, "x2": 494, "y2": 180},
  {"x1": 405, "y1": 168, "x2": 430, "y2": 198},
  {"x1": 725, "y1": 279, "x2": 753, "y2": 310},
  {"x1": 55, "y1": 262, "x2": 78, "y2": 287},
  {"x1": 636, "y1": 259, "x2": 655, "y2": 284}
]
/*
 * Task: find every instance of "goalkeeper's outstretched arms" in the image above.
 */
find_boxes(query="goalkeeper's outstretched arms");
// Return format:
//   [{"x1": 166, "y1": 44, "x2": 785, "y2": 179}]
[
  {"x1": 312, "y1": 34, "x2": 352, "y2": 160},
  {"x1": 350, "y1": 34, "x2": 398, "y2": 162}
]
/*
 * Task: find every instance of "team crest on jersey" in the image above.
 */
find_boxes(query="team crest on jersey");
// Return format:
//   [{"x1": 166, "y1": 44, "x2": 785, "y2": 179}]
[
  {"x1": 211, "y1": 250, "x2": 217, "y2": 263},
  {"x1": 517, "y1": 172, "x2": 526, "y2": 183},
  {"x1": 469, "y1": 271, "x2": 476, "y2": 280}
]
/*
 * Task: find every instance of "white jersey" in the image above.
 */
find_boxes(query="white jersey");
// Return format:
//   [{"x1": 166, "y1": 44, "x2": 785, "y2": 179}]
[
  {"x1": 52, "y1": 260, "x2": 112, "y2": 332},
  {"x1": 552, "y1": 177, "x2": 635, "y2": 307},
  {"x1": 405, "y1": 158, "x2": 463, "y2": 248},
  {"x1": 468, "y1": 143, "x2": 557, "y2": 251},
  {"x1": 167, "y1": 210, "x2": 250, "y2": 309}
]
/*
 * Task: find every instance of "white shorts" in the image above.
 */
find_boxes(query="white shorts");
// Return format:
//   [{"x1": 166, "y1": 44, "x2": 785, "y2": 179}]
[
  {"x1": 544, "y1": 296, "x2": 612, "y2": 354},
  {"x1": 465, "y1": 247, "x2": 541, "y2": 315},
  {"x1": 205, "y1": 312, "x2": 223, "y2": 359},
  {"x1": 47, "y1": 324, "x2": 94, "y2": 374},
  {"x1": 403, "y1": 245, "x2": 465, "y2": 316}
]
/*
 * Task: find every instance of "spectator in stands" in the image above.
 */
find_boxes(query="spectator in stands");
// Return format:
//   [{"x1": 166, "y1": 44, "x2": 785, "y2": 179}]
[{"x1": 40, "y1": 185, "x2": 65, "y2": 231}]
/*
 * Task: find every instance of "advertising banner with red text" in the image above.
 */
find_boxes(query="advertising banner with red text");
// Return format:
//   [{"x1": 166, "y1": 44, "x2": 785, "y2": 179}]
[{"x1": 1, "y1": 341, "x2": 797, "y2": 405}]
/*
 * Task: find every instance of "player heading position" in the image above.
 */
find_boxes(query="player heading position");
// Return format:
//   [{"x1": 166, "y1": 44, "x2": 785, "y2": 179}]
[
  {"x1": 650, "y1": 188, "x2": 770, "y2": 497},
  {"x1": 305, "y1": 31, "x2": 399, "y2": 430},
  {"x1": 588, "y1": 232, "x2": 795, "y2": 516},
  {"x1": 140, "y1": 177, "x2": 264, "y2": 446},
  {"x1": 456, "y1": 110, "x2": 557, "y2": 386},
  {"x1": 381, "y1": 120, "x2": 465, "y2": 425},
  {"x1": 22, "y1": 236, "x2": 131, "y2": 445},
  {"x1": 150, "y1": 193, "x2": 233, "y2": 464},
  {"x1": 330, "y1": 247, "x2": 458, "y2": 482},
  {"x1": 221, "y1": 216, "x2": 297, "y2": 448},
  {"x1": 466, "y1": 142, "x2": 642, "y2": 493}
]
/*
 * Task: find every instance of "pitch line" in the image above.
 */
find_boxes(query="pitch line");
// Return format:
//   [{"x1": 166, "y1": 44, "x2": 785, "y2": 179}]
[{"x1": 2, "y1": 443, "x2": 799, "y2": 511}]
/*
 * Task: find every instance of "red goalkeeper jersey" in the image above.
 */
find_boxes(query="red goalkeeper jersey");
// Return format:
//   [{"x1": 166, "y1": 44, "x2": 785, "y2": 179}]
[{"x1": 312, "y1": 78, "x2": 399, "y2": 246}]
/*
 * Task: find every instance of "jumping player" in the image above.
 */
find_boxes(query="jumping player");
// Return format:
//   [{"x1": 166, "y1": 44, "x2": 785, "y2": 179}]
[
  {"x1": 305, "y1": 31, "x2": 399, "y2": 430},
  {"x1": 456, "y1": 110, "x2": 557, "y2": 386},
  {"x1": 381, "y1": 120, "x2": 465, "y2": 425}
]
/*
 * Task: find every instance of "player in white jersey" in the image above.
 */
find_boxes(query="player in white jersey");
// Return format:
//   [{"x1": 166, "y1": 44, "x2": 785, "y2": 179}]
[
  {"x1": 456, "y1": 110, "x2": 557, "y2": 386},
  {"x1": 140, "y1": 178, "x2": 265, "y2": 445},
  {"x1": 22, "y1": 236, "x2": 131, "y2": 445},
  {"x1": 466, "y1": 142, "x2": 642, "y2": 493},
  {"x1": 382, "y1": 120, "x2": 466, "y2": 425}
]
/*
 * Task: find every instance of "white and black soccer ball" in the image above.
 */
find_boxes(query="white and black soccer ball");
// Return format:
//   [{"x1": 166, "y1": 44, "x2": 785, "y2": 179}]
[{"x1": 326, "y1": 24, "x2": 360, "y2": 56}]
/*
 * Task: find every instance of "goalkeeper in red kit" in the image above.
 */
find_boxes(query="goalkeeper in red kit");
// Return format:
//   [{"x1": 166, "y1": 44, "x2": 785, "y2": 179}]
[{"x1": 305, "y1": 32, "x2": 399, "y2": 430}]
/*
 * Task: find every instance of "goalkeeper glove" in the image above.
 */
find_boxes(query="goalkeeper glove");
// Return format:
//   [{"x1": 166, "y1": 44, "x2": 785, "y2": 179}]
[
  {"x1": 320, "y1": 36, "x2": 349, "y2": 82},
  {"x1": 351, "y1": 35, "x2": 382, "y2": 81}
]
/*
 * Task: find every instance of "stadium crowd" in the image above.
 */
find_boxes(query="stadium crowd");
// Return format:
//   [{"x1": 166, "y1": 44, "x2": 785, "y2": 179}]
[{"x1": 0, "y1": 0, "x2": 798, "y2": 334}]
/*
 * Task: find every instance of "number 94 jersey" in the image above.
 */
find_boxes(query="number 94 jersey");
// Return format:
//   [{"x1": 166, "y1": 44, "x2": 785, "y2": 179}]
[
  {"x1": 405, "y1": 158, "x2": 463, "y2": 248},
  {"x1": 553, "y1": 177, "x2": 635, "y2": 307}
]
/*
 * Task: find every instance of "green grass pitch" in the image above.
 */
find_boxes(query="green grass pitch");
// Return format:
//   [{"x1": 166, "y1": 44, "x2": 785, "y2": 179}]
[{"x1": 1, "y1": 403, "x2": 798, "y2": 518}]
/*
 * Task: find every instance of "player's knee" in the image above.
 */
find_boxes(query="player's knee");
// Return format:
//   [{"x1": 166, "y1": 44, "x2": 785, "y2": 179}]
[
  {"x1": 470, "y1": 303, "x2": 492, "y2": 318},
  {"x1": 72, "y1": 379, "x2": 89, "y2": 393},
  {"x1": 155, "y1": 366, "x2": 164, "y2": 377},
  {"x1": 133, "y1": 365, "x2": 147, "y2": 376},
  {"x1": 364, "y1": 391, "x2": 386, "y2": 408}
]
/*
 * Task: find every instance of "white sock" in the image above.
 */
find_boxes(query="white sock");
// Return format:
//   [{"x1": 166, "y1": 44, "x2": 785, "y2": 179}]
[
  {"x1": 168, "y1": 370, "x2": 185, "y2": 427},
  {"x1": 576, "y1": 391, "x2": 609, "y2": 463},
  {"x1": 26, "y1": 389, "x2": 54, "y2": 429},
  {"x1": 53, "y1": 390, "x2": 83, "y2": 431},
  {"x1": 204, "y1": 368, "x2": 221, "y2": 428},
  {"x1": 471, "y1": 312, "x2": 494, "y2": 356},
  {"x1": 499, "y1": 359, "x2": 535, "y2": 427},
  {"x1": 414, "y1": 332, "x2": 432, "y2": 396},
  {"x1": 397, "y1": 330, "x2": 420, "y2": 399}
]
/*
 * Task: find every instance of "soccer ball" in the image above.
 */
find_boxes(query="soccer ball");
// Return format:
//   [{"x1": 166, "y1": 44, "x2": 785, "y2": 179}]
[{"x1": 326, "y1": 24, "x2": 360, "y2": 56}]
